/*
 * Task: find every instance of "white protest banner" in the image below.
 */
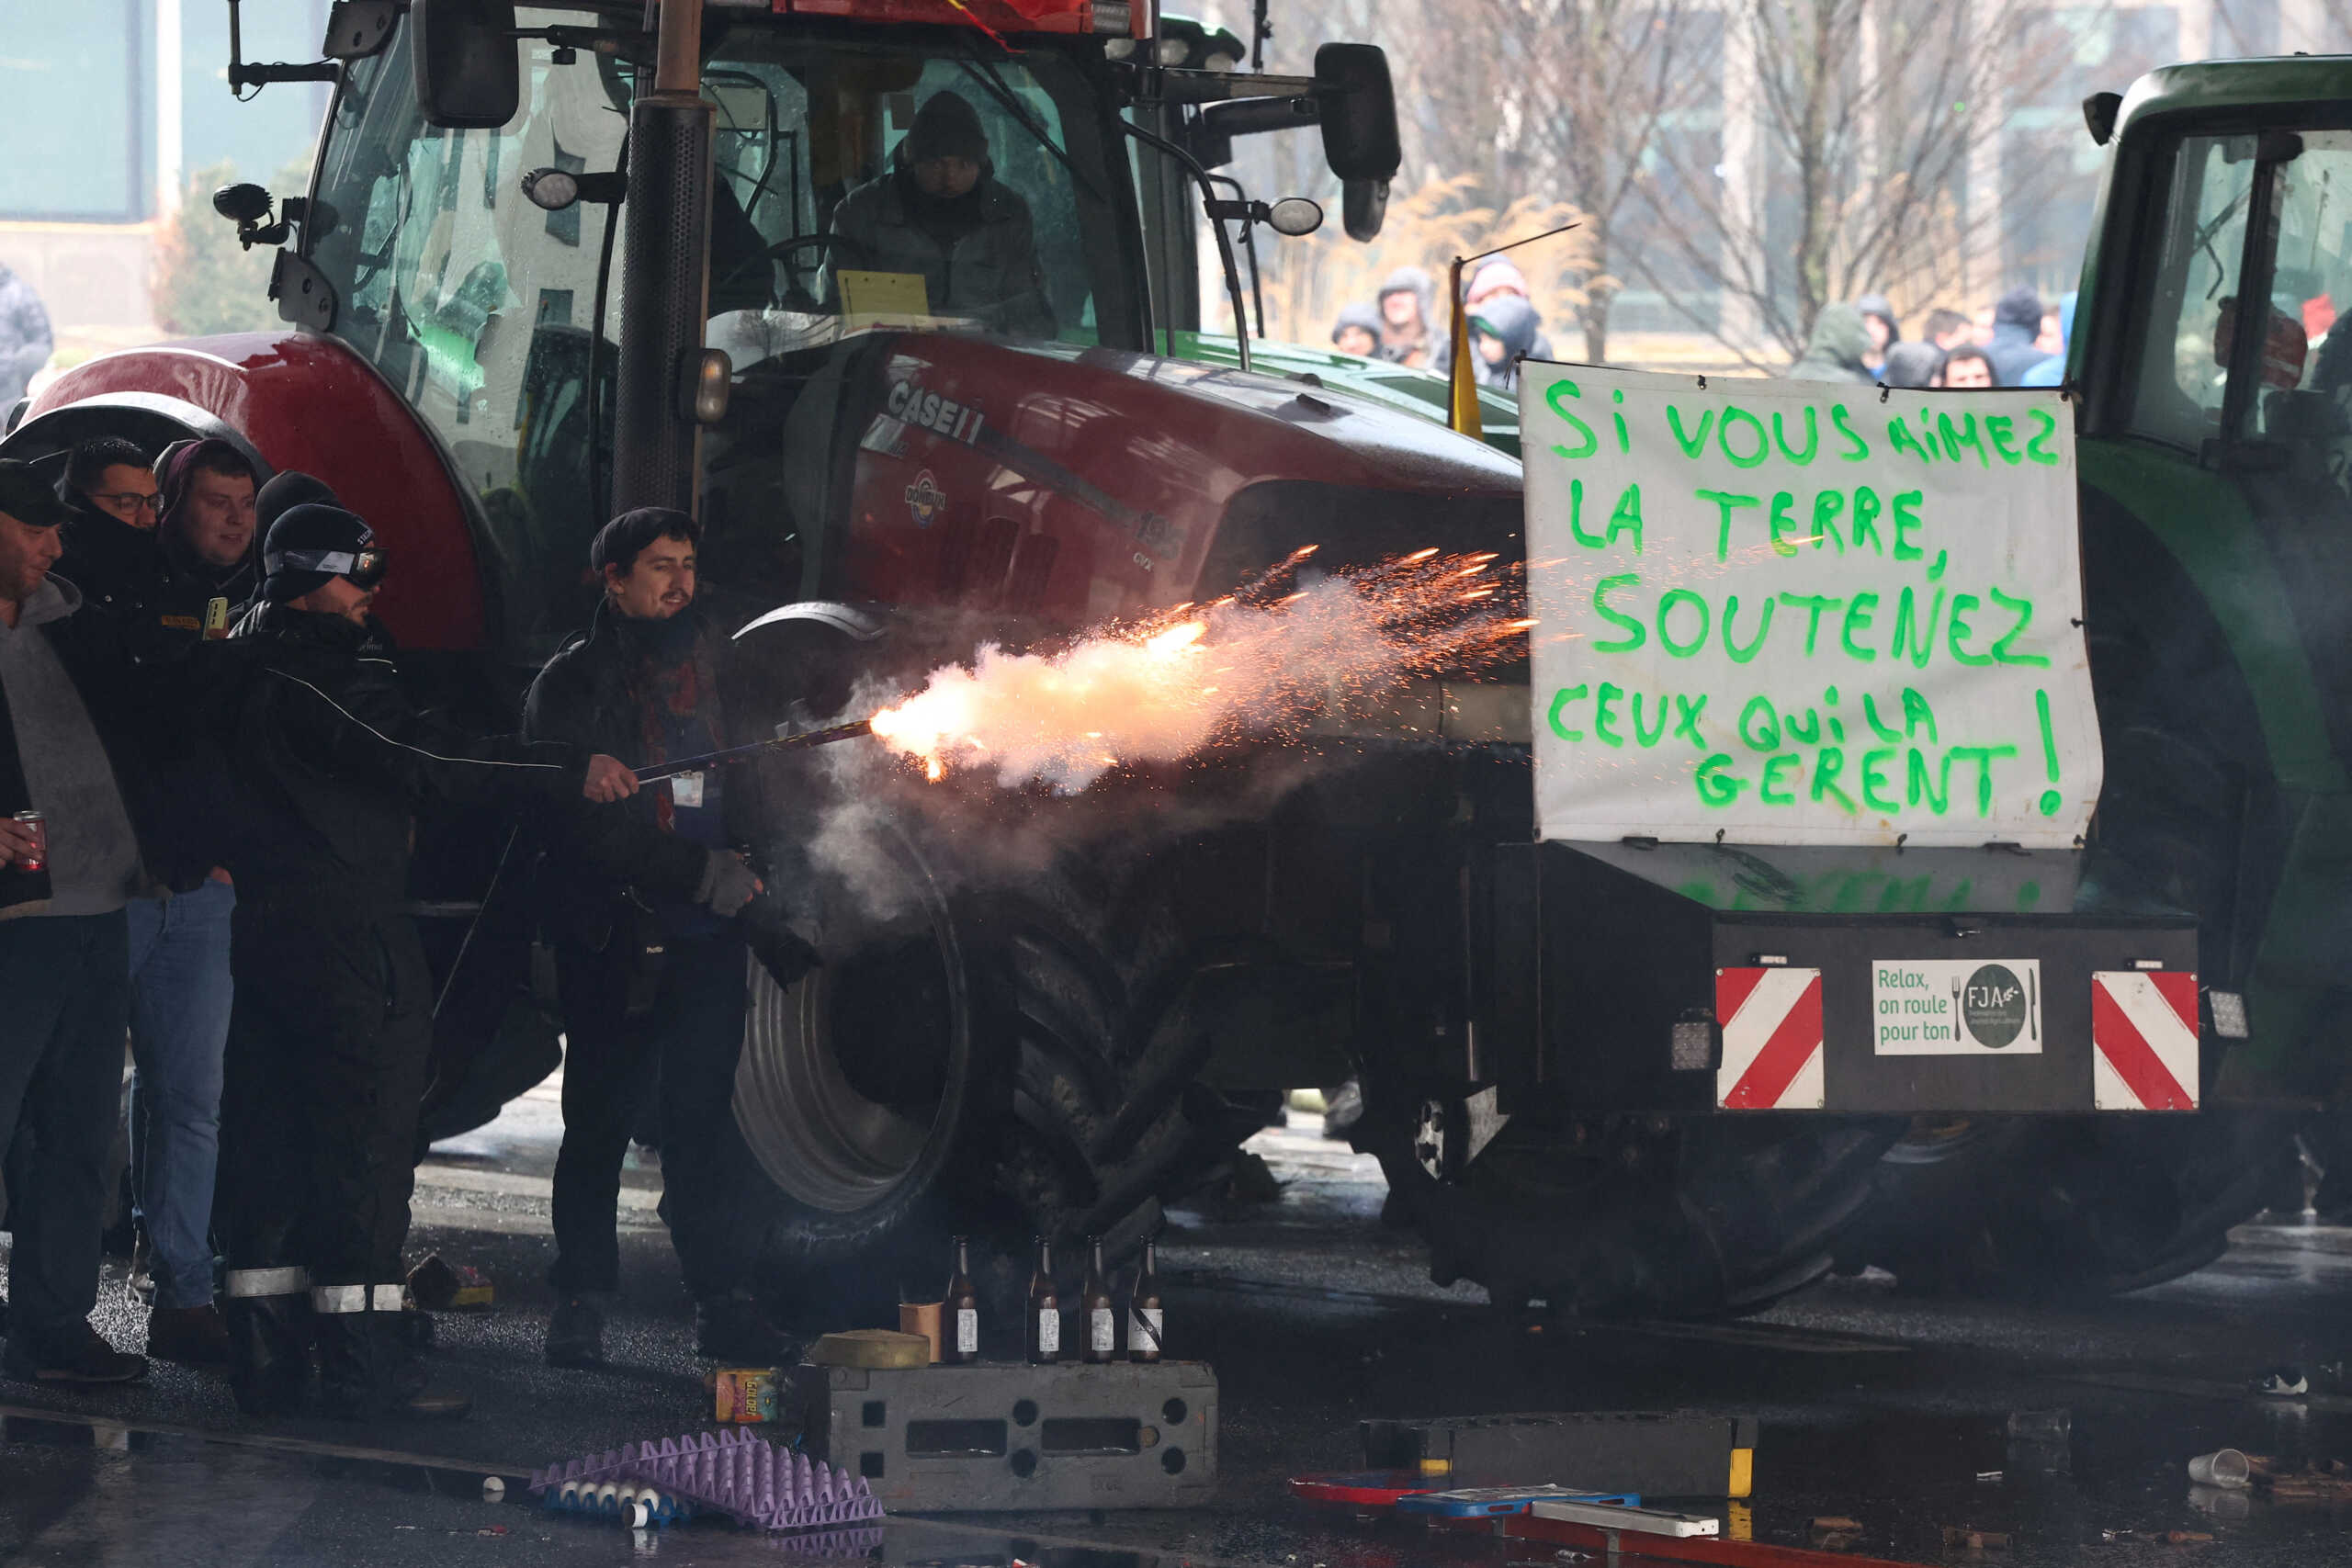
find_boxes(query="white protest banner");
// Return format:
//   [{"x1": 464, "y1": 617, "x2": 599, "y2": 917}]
[{"x1": 1521, "y1": 367, "x2": 2100, "y2": 848}]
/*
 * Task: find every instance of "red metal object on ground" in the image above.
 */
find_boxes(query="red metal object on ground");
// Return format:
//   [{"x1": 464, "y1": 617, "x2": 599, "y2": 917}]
[
  {"x1": 1499, "y1": 1509, "x2": 1927, "y2": 1568},
  {"x1": 27, "y1": 334, "x2": 486, "y2": 650}
]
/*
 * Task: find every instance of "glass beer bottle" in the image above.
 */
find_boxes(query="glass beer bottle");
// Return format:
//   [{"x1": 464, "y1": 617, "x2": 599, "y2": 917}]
[
  {"x1": 1082, "y1": 1236, "x2": 1115, "y2": 1363},
  {"x1": 1025, "y1": 1235, "x2": 1061, "y2": 1364},
  {"x1": 945, "y1": 1235, "x2": 980, "y2": 1365},
  {"x1": 1128, "y1": 1235, "x2": 1163, "y2": 1362}
]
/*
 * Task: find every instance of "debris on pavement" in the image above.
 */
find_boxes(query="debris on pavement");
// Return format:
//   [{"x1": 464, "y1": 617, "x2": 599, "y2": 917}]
[
  {"x1": 1807, "y1": 1515, "x2": 1864, "y2": 1550},
  {"x1": 2253, "y1": 1365, "x2": 2309, "y2": 1396},
  {"x1": 808, "y1": 1327, "x2": 932, "y2": 1368},
  {"x1": 2185, "y1": 1448, "x2": 2250, "y2": 1488},
  {"x1": 1941, "y1": 1526, "x2": 2012, "y2": 1550},
  {"x1": 406, "y1": 1254, "x2": 494, "y2": 1311},
  {"x1": 2100, "y1": 1529, "x2": 2214, "y2": 1544},
  {"x1": 481, "y1": 1475, "x2": 505, "y2": 1502},
  {"x1": 709, "y1": 1365, "x2": 781, "y2": 1424},
  {"x1": 529, "y1": 1430, "x2": 882, "y2": 1532},
  {"x1": 2255, "y1": 1457, "x2": 2352, "y2": 1500}
]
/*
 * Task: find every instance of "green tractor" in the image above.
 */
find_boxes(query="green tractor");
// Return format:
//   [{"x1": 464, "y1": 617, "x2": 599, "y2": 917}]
[{"x1": 1837, "y1": 59, "x2": 2352, "y2": 1295}]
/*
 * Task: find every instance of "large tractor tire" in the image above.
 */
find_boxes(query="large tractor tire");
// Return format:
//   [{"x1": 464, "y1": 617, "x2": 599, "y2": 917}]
[
  {"x1": 1356, "y1": 1091, "x2": 1900, "y2": 1319},
  {"x1": 1841, "y1": 1111, "x2": 2290, "y2": 1296},
  {"x1": 1836, "y1": 500, "x2": 2294, "y2": 1299},
  {"x1": 729, "y1": 814, "x2": 1231, "y2": 1320}
]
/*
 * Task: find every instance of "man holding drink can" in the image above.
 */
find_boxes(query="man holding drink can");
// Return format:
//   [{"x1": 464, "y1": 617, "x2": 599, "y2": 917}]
[{"x1": 0, "y1": 457, "x2": 172, "y2": 1384}]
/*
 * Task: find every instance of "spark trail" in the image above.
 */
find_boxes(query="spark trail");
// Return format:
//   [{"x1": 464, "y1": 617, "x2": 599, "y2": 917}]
[{"x1": 866, "y1": 548, "x2": 1531, "y2": 793}]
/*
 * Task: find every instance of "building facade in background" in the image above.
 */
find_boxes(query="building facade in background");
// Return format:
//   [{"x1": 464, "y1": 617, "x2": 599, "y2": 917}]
[{"x1": 0, "y1": 1, "x2": 330, "y2": 355}]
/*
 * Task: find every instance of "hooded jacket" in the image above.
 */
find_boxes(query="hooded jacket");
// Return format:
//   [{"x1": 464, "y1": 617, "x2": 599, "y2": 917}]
[
  {"x1": 152, "y1": 438, "x2": 262, "y2": 626},
  {"x1": 1879, "y1": 340, "x2": 1947, "y2": 389},
  {"x1": 0, "y1": 263, "x2": 52, "y2": 411},
  {"x1": 1375, "y1": 265, "x2": 1438, "y2": 367},
  {"x1": 1789, "y1": 303, "x2": 1876, "y2": 384},
  {"x1": 218, "y1": 601, "x2": 584, "y2": 903},
  {"x1": 1469, "y1": 296, "x2": 1542, "y2": 391},
  {"x1": 2018, "y1": 291, "x2": 2076, "y2": 388},
  {"x1": 1986, "y1": 288, "x2": 2054, "y2": 385},
  {"x1": 1464, "y1": 258, "x2": 1557, "y2": 360},
  {"x1": 0, "y1": 575, "x2": 224, "y2": 914},
  {"x1": 1856, "y1": 293, "x2": 1900, "y2": 364},
  {"x1": 827, "y1": 98, "x2": 1054, "y2": 341},
  {"x1": 1330, "y1": 300, "x2": 1384, "y2": 352}
]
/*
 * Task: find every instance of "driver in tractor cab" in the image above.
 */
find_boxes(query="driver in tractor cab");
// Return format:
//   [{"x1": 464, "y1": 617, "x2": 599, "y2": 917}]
[{"x1": 825, "y1": 90, "x2": 1054, "y2": 337}]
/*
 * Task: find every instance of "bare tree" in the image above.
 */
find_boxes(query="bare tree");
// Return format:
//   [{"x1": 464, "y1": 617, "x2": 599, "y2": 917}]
[
  {"x1": 1625, "y1": 0, "x2": 2075, "y2": 369},
  {"x1": 1463, "y1": 0, "x2": 1708, "y2": 361}
]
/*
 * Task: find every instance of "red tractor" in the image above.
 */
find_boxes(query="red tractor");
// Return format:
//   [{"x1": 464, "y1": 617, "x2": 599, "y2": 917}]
[{"x1": 7, "y1": 0, "x2": 1894, "y2": 1318}]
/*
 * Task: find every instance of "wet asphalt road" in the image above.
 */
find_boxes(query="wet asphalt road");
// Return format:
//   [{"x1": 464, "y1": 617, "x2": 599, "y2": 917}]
[{"x1": 6, "y1": 1089, "x2": 2352, "y2": 1567}]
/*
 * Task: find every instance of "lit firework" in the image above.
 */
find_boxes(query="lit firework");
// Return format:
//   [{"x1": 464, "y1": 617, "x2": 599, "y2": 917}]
[{"x1": 865, "y1": 547, "x2": 1532, "y2": 793}]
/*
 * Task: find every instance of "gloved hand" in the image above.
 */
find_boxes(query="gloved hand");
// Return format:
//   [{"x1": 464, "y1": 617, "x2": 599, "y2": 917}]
[
  {"x1": 696, "y1": 850, "x2": 764, "y2": 918},
  {"x1": 740, "y1": 896, "x2": 824, "y2": 992}
]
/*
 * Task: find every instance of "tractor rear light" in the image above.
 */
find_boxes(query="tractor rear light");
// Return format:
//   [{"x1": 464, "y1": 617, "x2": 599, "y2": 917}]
[
  {"x1": 1671, "y1": 1017, "x2": 1715, "y2": 1072},
  {"x1": 2208, "y1": 989, "x2": 2250, "y2": 1040},
  {"x1": 1153, "y1": 36, "x2": 1191, "y2": 65},
  {"x1": 1093, "y1": 2, "x2": 1134, "y2": 32}
]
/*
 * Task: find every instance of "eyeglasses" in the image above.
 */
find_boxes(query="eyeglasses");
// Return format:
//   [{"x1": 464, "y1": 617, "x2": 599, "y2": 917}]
[{"x1": 89, "y1": 491, "x2": 162, "y2": 515}]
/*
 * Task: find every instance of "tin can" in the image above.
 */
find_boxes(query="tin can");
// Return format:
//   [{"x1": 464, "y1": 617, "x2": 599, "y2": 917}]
[{"x1": 11, "y1": 809, "x2": 44, "y2": 874}]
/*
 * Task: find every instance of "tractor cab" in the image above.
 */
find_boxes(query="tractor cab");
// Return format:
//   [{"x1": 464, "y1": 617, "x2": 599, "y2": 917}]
[{"x1": 277, "y1": 1, "x2": 1397, "y2": 666}]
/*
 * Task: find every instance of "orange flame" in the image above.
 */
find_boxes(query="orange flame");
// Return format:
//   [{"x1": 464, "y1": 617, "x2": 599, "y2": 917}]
[{"x1": 864, "y1": 550, "x2": 1528, "y2": 794}]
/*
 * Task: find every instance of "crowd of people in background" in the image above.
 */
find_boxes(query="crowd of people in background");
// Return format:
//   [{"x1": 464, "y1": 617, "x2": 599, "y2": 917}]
[
  {"x1": 1328, "y1": 258, "x2": 1555, "y2": 393},
  {"x1": 1325, "y1": 268, "x2": 2075, "y2": 395},
  {"x1": 1793, "y1": 286, "x2": 2075, "y2": 389}
]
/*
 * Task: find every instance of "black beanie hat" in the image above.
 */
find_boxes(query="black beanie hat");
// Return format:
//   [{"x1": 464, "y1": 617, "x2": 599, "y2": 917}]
[
  {"x1": 262, "y1": 502, "x2": 376, "y2": 603},
  {"x1": 905, "y1": 91, "x2": 988, "y2": 166},
  {"x1": 256, "y1": 469, "x2": 340, "y2": 536}
]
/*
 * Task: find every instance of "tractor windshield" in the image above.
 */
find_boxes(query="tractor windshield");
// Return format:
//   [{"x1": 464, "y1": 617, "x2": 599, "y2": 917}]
[
  {"x1": 2125, "y1": 128, "x2": 2352, "y2": 466},
  {"x1": 305, "y1": 7, "x2": 1141, "y2": 657}
]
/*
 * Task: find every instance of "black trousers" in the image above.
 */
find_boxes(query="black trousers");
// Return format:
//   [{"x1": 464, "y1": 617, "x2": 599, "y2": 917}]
[
  {"x1": 218, "y1": 892, "x2": 433, "y2": 1290},
  {"x1": 548, "y1": 931, "x2": 755, "y2": 1299},
  {"x1": 0, "y1": 912, "x2": 130, "y2": 1351}
]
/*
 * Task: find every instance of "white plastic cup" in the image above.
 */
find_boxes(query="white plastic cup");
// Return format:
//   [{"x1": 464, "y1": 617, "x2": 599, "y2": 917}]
[
  {"x1": 2187, "y1": 1448, "x2": 2251, "y2": 1488},
  {"x1": 482, "y1": 1476, "x2": 505, "y2": 1503}
]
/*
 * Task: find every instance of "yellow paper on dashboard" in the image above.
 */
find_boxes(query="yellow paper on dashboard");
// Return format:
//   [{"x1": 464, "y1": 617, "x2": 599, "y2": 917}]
[{"x1": 837, "y1": 268, "x2": 932, "y2": 321}]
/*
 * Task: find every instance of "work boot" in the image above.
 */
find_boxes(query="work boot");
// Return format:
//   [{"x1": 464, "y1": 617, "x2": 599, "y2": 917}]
[
  {"x1": 694, "y1": 1291, "x2": 801, "y2": 1364},
  {"x1": 2, "y1": 1322, "x2": 148, "y2": 1385},
  {"x1": 546, "y1": 1293, "x2": 608, "y2": 1368},
  {"x1": 316, "y1": 1298, "x2": 470, "y2": 1421},
  {"x1": 146, "y1": 1303, "x2": 233, "y2": 1367},
  {"x1": 223, "y1": 1292, "x2": 313, "y2": 1416}
]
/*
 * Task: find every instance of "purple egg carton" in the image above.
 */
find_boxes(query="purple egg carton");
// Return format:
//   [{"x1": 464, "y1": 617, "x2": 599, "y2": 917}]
[{"x1": 529, "y1": 1430, "x2": 882, "y2": 1532}]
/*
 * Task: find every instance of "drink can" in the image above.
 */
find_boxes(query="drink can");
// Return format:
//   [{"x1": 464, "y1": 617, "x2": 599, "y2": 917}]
[{"x1": 12, "y1": 809, "x2": 44, "y2": 874}]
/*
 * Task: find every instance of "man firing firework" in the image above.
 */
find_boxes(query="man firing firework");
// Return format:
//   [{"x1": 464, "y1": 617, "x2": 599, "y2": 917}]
[{"x1": 523, "y1": 508, "x2": 818, "y2": 1370}]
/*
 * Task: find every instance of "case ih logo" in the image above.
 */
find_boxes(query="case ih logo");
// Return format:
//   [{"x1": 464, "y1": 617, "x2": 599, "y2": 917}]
[{"x1": 904, "y1": 469, "x2": 947, "y2": 528}]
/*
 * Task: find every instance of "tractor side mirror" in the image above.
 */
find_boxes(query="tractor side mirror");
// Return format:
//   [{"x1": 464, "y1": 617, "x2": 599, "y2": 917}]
[
  {"x1": 1341, "y1": 177, "x2": 1388, "y2": 243},
  {"x1": 413, "y1": 0, "x2": 520, "y2": 130},
  {"x1": 1314, "y1": 43, "x2": 1400, "y2": 185}
]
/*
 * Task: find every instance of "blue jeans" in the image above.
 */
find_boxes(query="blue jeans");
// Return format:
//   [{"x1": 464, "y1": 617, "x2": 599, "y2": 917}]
[
  {"x1": 125, "y1": 878, "x2": 234, "y2": 1309},
  {"x1": 0, "y1": 912, "x2": 130, "y2": 1352}
]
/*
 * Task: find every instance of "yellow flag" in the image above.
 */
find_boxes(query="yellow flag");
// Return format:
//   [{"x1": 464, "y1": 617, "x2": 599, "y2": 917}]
[{"x1": 1447, "y1": 256, "x2": 1484, "y2": 440}]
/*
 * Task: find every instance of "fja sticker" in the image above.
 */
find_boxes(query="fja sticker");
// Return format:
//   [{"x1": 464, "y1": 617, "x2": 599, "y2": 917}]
[{"x1": 1871, "y1": 959, "x2": 2042, "y2": 1055}]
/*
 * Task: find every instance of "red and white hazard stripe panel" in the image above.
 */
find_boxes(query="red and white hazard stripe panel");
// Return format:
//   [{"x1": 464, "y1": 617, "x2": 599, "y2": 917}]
[
  {"x1": 2091, "y1": 971, "x2": 2200, "y2": 1111},
  {"x1": 1716, "y1": 967, "x2": 1825, "y2": 1110}
]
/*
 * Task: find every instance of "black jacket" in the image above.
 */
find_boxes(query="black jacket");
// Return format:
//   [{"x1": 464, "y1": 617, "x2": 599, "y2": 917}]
[
  {"x1": 522, "y1": 601, "x2": 741, "y2": 943},
  {"x1": 218, "y1": 602, "x2": 585, "y2": 904},
  {"x1": 0, "y1": 578, "x2": 224, "y2": 916},
  {"x1": 50, "y1": 479, "x2": 258, "y2": 653}
]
